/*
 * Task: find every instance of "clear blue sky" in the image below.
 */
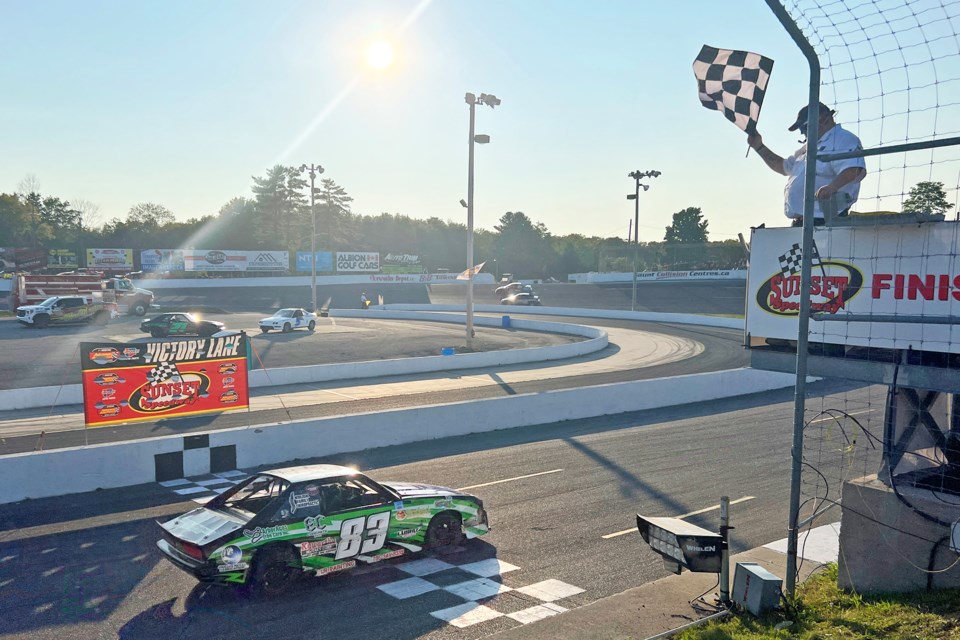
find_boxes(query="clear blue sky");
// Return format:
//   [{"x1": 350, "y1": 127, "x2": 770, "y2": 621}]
[{"x1": 2, "y1": 0, "x2": 955, "y2": 243}]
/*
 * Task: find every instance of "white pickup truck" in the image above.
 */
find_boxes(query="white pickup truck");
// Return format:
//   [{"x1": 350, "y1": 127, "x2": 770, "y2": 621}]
[{"x1": 16, "y1": 295, "x2": 118, "y2": 328}]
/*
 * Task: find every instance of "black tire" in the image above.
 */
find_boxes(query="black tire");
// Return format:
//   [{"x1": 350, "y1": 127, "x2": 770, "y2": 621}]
[
  {"x1": 425, "y1": 512, "x2": 464, "y2": 549},
  {"x1": 131, "y1": 302, "x2": 147, "y2": 316},
  {"x1": 282, "y1": 323, "x2": 292, "y2": 334},
  {"x1": 94, "y1": 310, "x2": 110, "y2": 325},
  {"x1": 33, "y1": 314, "x2": 50, "y2": 329},
  {"x1": 247, "y1": 546, "x2": 301, "y2": 596},
  {"x1": 260, "y1": 327, "x2": 270, "y2": 334},
  {"x1": 150, "y1": 328, "x2": 166, "y2": 339},
  {"x1": 308, "y1": 320, "x2": 316, "y2": 331}
]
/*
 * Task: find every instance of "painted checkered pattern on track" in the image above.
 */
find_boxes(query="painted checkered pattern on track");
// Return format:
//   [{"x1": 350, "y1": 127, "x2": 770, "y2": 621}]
[{"x1": 158, "y1": 470, "x2": 247, "y2": 504}]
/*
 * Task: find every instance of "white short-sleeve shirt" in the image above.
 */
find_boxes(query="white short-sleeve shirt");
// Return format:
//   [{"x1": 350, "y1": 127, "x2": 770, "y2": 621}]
[{"x1": 782, "y1": 124, "x2": 866, "y2": 219}]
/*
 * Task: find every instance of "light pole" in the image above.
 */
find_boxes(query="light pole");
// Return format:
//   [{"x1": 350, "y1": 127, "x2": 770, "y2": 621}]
[
  {"x1": 299, "y1": 163, "x2": 325, "y2": 313},
  {"x1": 626, "y1": 169, "x2": 661, "y2": 311},
  {"x1": 464, "y1": 91, "x2": 500, "y2": 349}
]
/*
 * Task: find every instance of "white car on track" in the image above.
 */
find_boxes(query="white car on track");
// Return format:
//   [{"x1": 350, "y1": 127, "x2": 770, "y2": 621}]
[{"x1": 259, "y1": 308, "x2": 317, "y2": 333}]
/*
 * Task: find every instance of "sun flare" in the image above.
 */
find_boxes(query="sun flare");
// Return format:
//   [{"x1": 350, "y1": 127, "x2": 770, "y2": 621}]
[{"x1": 366, "y1": 40, "x2": 394, "y2": 70}]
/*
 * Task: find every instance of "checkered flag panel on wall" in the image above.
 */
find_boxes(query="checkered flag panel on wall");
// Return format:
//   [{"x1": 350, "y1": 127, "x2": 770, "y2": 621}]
[
  {"x1": 778, "y1": 241, "x2": 822, "y2": 278},
  {"x1": 692, "y1": 45, "x2": 774, "y2": 135},
  {"x1": 147, "y1": 361, "x2": 181, "y2": 384}
]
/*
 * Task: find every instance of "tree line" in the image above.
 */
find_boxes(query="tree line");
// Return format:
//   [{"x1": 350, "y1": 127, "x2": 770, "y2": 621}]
[{"x1": 0, "y1": 166, "x2": 795, "y2": 277}]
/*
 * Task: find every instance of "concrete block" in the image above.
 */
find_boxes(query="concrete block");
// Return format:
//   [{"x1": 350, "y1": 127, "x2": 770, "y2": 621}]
[{"x1": 838, "y1": 474, "x2": 960, "y2": 593}]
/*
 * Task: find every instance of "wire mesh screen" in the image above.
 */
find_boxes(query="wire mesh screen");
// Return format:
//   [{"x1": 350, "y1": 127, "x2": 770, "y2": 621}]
[
  {"x1": 781, "y1": 0, "x2": 960, "y2": 218},
  {"x1": 760, "y1": 0, "x2": 960, "y2": 589}
]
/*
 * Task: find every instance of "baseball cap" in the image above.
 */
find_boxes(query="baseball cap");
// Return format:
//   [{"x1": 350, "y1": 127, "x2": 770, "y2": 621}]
[{"x1": 788, "y1": 102, "x2": 836, "y2": 131}]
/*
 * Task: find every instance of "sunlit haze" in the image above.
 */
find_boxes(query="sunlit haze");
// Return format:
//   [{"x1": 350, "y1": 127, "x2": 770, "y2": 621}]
[{"x1": 0, "y1": 1, "x2": 931, "y2": 241}]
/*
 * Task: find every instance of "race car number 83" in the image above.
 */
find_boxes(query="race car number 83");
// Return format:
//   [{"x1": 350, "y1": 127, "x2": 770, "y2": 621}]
[{"x1": 335, "y1": 512, "x2": 390, "y2": 559}]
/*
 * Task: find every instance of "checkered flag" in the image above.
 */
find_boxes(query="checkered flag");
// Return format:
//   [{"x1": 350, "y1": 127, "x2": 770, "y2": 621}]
[
  {"x1": 778, "y1": 242, "x2": 822, "y2": 277},
  {"x1": 147, "y1": 361, "x2": 181, "y2": 384},
  {"x1": 692, "y1": 45, "x2": 774, "y2": 135}
]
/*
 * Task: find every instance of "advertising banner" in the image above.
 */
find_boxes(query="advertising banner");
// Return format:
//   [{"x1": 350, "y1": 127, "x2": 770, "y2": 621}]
[
  {"x1": 183, "y1": 250, "x2": 248, "y2": 272},
  {"x1": 0, "y1": 247, "x2": 48, "y2": 272},
  {"x1": 47, "y1": 249, "x2": 79, "y2": 269},
  {"x1": 295, "y1": 252, "x2": 334, "y2": 272},
  {"x1": 382, "y1": 253, "x2": 423, "y2": 274},
  {"x1": 87, "y1": 248, "x2": 134, "y2": 271},
  {"x1": 246, "y1": 250, "x2": 289, "y2": 272},
  {"x1": 746, "y1": 224, "x2": 960, "y2": 354},
  {"x1": 80, "y1": 334, "x2": 250, "y2": 427},
  {"x1": 336, "y1": 251, "x2": 380, "y2": 272},
  {"x1": 141, "y1": 249, "x2": 185, "y2": 272}
]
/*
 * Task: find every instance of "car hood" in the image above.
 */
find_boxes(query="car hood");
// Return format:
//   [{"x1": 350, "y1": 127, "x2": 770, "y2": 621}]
[
  {"x1": 16, "y1": 305, "x2": 48, "y2": 312},
  {"x1": 159, "y1": 507, "x2": 246, "y2": 546},
  {"x1": 380, "y1": 481, "x2": 461, "y2": 499}
]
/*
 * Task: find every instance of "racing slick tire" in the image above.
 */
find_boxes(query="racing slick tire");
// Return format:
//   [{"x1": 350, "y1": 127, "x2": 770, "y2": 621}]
[
  {"x1": 247, "y1": 545, "x2": 301, "y2": 596},
  {"x1": 260, "y1": 327, "x2": 270, "y2": 334},
  {"x1": 131, "y1": 302, "x2": 147, "y2": 316},
  {"x1": 282, "y1": 323, "x2": 292, "y2": 333},
  {"x1": 151, "y1": 328, "x2": 167, "y2": 338},
  {"x1": 425, "y1": 512, "x2": 464, "y2": 549},
  {"x1": 308, "y1": 320, "x2": 316, "y2": 331},
  {"x1": 33, "y1": 314, "x2": 50, "y2": 328}
]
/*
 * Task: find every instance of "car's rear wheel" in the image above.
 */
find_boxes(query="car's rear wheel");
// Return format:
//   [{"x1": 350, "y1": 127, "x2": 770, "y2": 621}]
[
  {"x1": 93, "y1": 310, "x2": 110, "y2": 325},
  {"x1": 260, "y1": 327, "x2": 270, "y2": 334},
  {"x1": 308, "y1": 320, "x2": 316, "y2": 331},
  {"x1": 247, "y1": 546, "x2": 301, "y2": 596},
  {"x1": 282, "y1": 323, "x2": 292, "y2": 333},
  {"x1": 425, "y1": 512, "x2": 464, "y2": 549}
]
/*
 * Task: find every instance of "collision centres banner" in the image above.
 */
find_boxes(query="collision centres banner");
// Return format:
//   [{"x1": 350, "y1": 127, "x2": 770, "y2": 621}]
[
  {"x1": 747, "y1": 225, "x2": 960, "y2": 354},
  {"x1": 80, "y1": 334, "x2": 249, "y2": 427}
]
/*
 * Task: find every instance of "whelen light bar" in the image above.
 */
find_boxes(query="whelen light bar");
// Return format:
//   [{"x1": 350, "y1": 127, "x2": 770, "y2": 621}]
[{"x1": 637, "y1": 515, "x2": 724, "y2": 574}]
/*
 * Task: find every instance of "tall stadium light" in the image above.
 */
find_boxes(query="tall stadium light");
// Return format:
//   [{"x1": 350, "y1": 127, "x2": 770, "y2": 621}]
[
  {"x1": 299, "y1": 163, "x2": 325, "y2": 313},
  {"x1": 627, "y1": 170, "x2": 661, "y2": 311},
  {"x1": 464, "y1": 91, "x2": 500, "y2": 349}
]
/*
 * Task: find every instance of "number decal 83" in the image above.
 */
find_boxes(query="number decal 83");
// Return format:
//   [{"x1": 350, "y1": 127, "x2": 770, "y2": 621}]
[{"x1": 335, "y1": 512, "x2": 390, "y2": 559}]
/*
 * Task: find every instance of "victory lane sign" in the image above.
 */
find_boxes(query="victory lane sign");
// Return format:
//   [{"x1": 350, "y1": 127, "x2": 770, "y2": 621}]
[{"x1": 80, "y1": 334, "x2": 250, "y2": 427}]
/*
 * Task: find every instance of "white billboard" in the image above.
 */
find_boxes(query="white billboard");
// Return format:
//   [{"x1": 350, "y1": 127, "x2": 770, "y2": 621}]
[
  {"x1": 246, "y1": 251, "x2": 289, "y2": 272},
  {"x1": 336, "y1": 251, "x2": 380, "y2": 272},
  {"x1": 183, "y1": 250, "x2": 248, "y2": 272},
  {"x1": 746, "y1": 224, "x2": 960, "y2": 354}
]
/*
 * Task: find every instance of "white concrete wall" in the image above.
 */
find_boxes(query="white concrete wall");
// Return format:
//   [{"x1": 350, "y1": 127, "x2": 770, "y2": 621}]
[
  {"x1": 140, "y1": 273, "x2": 496, "y2": 288},
  {"x1": 567, "y1": 270, "x2": 747, "y2": 284},
  {"x1": 0, "y1": 368, "x2": 797, "y2": 503},
  {"x1": 0, "y1": 313, "x2": 605, "y2": 410},
  {"x1": 380, "y1": 304, "x2": 745, "y2": 331}
]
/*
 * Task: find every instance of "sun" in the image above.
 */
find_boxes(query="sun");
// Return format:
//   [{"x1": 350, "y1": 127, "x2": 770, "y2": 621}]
[{"x1": 366, "y1": 40, "x2": 394, "y2": 70}]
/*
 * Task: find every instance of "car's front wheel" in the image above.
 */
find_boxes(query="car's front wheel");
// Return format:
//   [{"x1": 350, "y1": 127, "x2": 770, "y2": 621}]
[
  {"x1": 260, "y1": 327, "x2": 270, "y2": 334},
  {"x1": 150, "y1": 328, "x2": 167, "y2": 338},
  {"x1": 131, "y1": 302, "x2": 147, "y2": 316},
  {"x1": 247, "y1": 546, "x2": 301, "y2": 596},
  {"x1": 425, "y1": 512, "x2": 464, "y2": 549},
  {"x1": 282, "y1": 323, "x2": 292, "y2": 333}
]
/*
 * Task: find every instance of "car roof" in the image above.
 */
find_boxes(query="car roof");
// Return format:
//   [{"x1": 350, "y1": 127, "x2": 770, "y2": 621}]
[{"x1": 261, "y1": 464, "x2": 360, "y2": 483}]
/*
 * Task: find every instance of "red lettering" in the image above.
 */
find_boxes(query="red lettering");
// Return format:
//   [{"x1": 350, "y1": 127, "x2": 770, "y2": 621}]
[
  {"x1": 872, "y1": 274, "x2": 891, "y2": 299},
  {"x1": 894, "y1": 274, "x2": 905, "y2": 299},
  {"x1": 908, "y1": 274, "x2": 935, "y2": 300}
]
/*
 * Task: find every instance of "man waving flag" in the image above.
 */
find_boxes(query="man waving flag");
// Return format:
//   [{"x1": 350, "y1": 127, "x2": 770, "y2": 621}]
[{"x1": 692, "y1": 45, "x2": 774, "y2": 135}]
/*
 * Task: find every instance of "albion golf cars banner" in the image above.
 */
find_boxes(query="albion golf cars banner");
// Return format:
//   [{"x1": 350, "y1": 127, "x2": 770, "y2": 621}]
[
  {"x1": 80, "y1": 334, "x2": 250, "y2": 426},
  {"x1": 747, "y1": 224, "x2": 960, "y2": 354},
  {"x1": 336, "y1": 251, "x2": 380, "y2": 272},
  {"x1": 87, "y1": 248, "x2": 134, "y2": 271}
]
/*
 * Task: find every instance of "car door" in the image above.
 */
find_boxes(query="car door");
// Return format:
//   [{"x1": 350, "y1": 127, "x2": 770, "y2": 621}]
[
  {"x1": 313, "y1": 478, "x2": 400, "y2": 565},
  {"x1": 169, "y1": 314, "x2": 189, "y2": 335}
]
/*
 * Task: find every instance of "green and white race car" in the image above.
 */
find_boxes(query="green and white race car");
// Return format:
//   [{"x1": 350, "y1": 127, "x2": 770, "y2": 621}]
[{"x1": 156, "y1": 464, "x2": 489, "y2": 594}]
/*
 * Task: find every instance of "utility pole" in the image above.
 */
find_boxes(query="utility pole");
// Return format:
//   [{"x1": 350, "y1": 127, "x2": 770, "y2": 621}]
[
  {"x1": 626, "y1": 170, "x2": 661, "y2": 311},
  {"x1": 299, "y1": 163, "x2": 325, "y2": 313},
  {"x1": 464, "y1": 91, "x2": 500, "y2": 349}
]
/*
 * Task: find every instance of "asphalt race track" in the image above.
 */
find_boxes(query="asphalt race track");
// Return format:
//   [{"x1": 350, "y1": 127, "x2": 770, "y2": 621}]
[
  {"x1": 0, "y1": 280, "x2": 784, "y2": 640},
  {"x1": 0, "y1": 380, "x2": 875, "y2": 640}
]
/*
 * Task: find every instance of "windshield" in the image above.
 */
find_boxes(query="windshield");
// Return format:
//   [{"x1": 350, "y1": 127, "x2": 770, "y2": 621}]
[
  {"x1": 39, "y1": 297, "x2": 59, "y2": 307},
  {"x1": 274, "y1": 309, "x2": 294, "y2": 318},
  {"x1": 209, "y1": 474, "x2": 289, "y2": 518}
]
